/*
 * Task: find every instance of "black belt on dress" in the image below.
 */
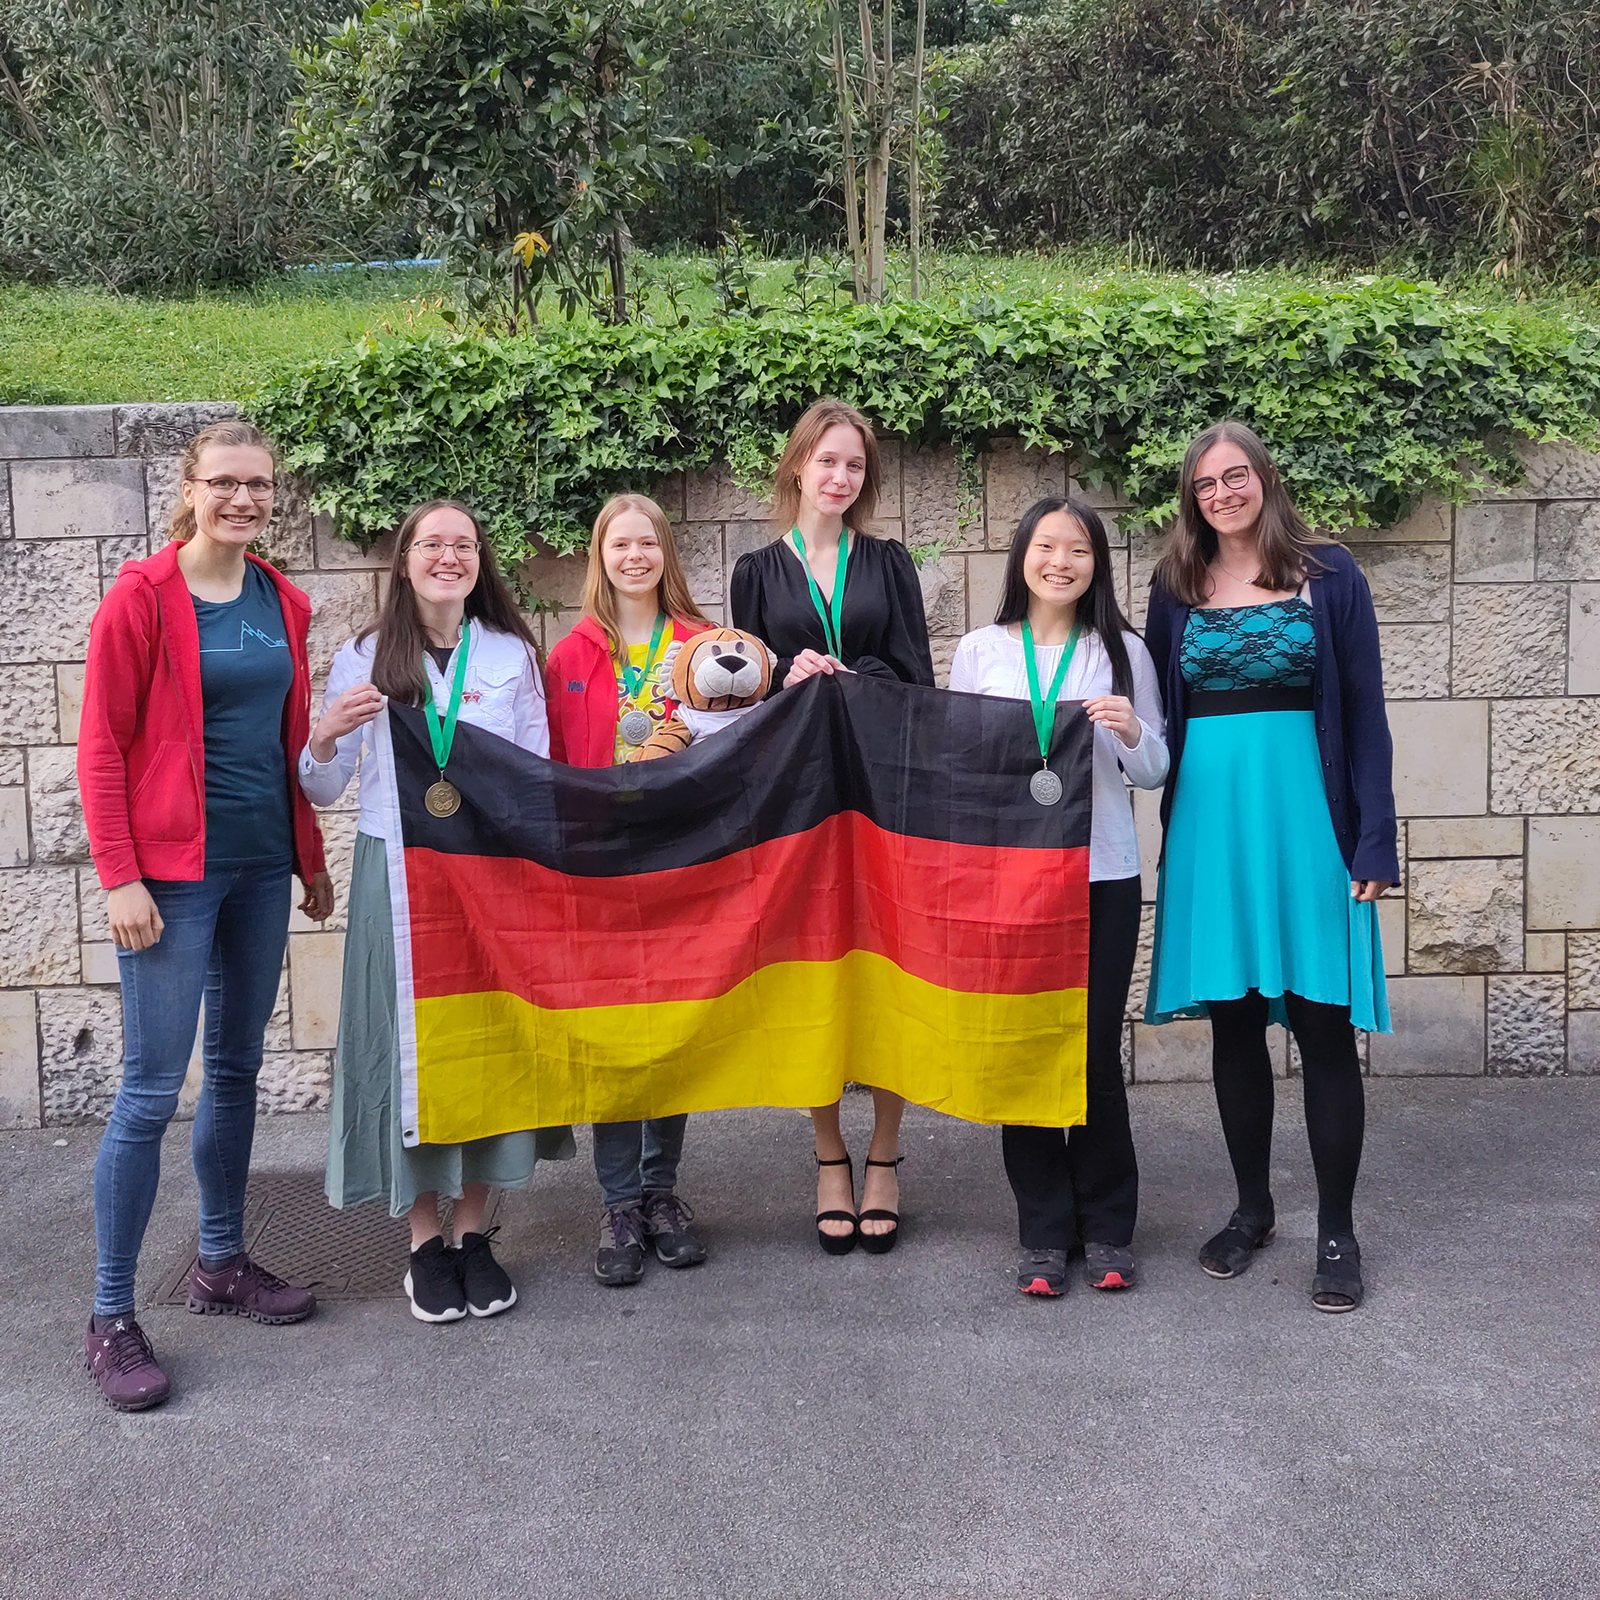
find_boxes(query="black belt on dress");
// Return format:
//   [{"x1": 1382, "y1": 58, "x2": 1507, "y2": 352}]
[{"x1": 1187, "y1": 686, "x2": 1314, "y2": 717}]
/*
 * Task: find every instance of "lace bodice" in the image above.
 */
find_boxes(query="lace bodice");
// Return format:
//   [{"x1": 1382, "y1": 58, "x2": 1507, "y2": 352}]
[{"x1": 1180, "y1": 599, "x2": 1315, "y2": 691}]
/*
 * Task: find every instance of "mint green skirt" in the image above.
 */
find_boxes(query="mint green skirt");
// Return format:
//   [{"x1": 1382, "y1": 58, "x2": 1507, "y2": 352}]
[
  {"x1": 1146, "y1": 709, "x2": 1390, "y2": 1033},
  {"x1": 325, "y1": 832, "x2": 574, "y2": 1217}
]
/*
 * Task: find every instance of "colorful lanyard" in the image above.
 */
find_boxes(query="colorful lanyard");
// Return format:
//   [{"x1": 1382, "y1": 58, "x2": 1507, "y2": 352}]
[
  {"x1": 618, "y1": 612, "x2": 668, "y2": 703},
  {"x1": 1020, "y1": 615, "x2": 1082, "y2": 767},
  {"x1": 422, "y1": 622, "x2": 471, "y2": 776},
  {"x1": 790, "y1": 527, "x2": 852, "y2": 658}
]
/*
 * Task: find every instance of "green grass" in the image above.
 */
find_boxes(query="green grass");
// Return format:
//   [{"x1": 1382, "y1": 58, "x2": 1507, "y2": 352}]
[{"x1": 6, "y1": 249, "x2": 1599, "y2": 406}]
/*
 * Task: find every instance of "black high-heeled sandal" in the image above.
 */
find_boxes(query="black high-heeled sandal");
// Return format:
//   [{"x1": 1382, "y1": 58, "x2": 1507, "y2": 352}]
[
  {"x1": 1311, "y1": 1233, "x2": 1363, "y2": 1313},
  {"x1": 814, "y1": 1154, "x2": 858, "y2": 1256},
  {"x1": 857, "y1": 1155, "x2": 903, "y2": 1256}
]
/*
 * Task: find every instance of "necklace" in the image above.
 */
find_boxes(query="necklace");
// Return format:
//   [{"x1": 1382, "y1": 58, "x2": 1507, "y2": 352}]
[{"x1": 1212, "y1": 556, "x2": 1261, "y2": 587}]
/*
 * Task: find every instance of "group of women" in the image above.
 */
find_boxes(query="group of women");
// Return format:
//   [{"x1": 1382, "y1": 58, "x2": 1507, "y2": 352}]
[{"x1": 75, "y1": 399, "x2": 1396, "y2": 1413}]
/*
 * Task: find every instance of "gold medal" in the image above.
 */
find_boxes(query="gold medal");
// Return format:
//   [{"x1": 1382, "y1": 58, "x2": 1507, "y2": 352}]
[{"x1": 424, "y1": 779, "x2": 461, "y2": 818}]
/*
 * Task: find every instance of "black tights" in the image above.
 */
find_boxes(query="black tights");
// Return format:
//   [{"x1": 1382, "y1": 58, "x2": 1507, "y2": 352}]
[{"x1": 1208, "y1": 991, "x2": 1365, "y2": 1238}]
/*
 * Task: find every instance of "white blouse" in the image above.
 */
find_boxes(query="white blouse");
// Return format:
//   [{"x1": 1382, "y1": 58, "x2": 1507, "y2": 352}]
[
  {"x1": 948, "y1": 624, "x2": 1168, "y2": 882},
  {"x1": 298, "y1": 624, "x2": 548, "y2": 841}
]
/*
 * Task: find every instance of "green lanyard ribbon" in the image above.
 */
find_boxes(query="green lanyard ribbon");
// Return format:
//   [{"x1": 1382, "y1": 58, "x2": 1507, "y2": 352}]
[
  {"x1": 790, "y1": 527, "x2": 851, "y2": 658},
  {"x1": 422, "y1": 622, "x2": 472, "y2": 774},
  {"x1": 1021, "y1": 614, "x2": 1082, "y2": 766},
  {"x1": 618, "y1": 612, "x2": 669, "y2": 703}
]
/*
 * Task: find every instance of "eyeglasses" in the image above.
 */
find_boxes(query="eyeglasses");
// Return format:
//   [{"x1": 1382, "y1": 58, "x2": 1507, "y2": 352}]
[
  {"x1": 408, "y1": 538, "x2": 481, "y2": 560},
  {"x1": 1192, "y1": 464, "x2": 1252, "y2": 500},
  {"x1": 189, "y1": 475, "x2": 275, "y2": 501}
]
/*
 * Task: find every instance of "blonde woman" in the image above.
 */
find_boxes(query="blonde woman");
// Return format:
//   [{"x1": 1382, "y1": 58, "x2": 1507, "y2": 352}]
[
  {"x1": 544, "y1": 494, "x2": 714, "y2": 1285},
  {"x1": 729, "y1": 398, "x2": 935, "y2": 1257}
]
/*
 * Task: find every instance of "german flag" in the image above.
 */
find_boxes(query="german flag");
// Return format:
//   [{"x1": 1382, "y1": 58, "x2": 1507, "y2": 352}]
[{"x1": 379, "y1": 673, "x2": 1092, "y2": 1146}]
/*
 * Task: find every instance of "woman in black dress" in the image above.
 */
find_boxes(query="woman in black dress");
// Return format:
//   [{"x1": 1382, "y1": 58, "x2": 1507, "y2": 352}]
[{"x1": 730, "y1": 397, "x2": 935, "y2": 1257}]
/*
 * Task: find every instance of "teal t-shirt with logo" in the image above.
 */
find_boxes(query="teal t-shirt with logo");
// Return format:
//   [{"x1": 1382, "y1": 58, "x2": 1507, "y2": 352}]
[{"x1": 191, "y1": 562, "x2": 294, "y2": 869}]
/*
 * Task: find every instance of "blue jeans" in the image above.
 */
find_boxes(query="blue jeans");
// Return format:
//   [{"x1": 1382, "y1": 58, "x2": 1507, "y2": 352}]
[
  {"x1": 93, "y1": 862, "x2": 292, "y2": 1315},
  {"x1": 592, "y1": 1116, "x2": 688, "y2": 1209}
]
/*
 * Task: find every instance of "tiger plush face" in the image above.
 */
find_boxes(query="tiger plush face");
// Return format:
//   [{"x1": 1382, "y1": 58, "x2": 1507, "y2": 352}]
[{"x1": 669, "y1": 626, "x2": 775, "y2": 711}]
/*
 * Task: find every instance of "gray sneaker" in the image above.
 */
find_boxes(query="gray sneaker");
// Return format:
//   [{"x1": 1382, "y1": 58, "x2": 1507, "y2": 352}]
[
  {"x1": 1083, "y1": 1242, "x2": 1136, "y2": 1291},
  {"x1": 595, "y1": 1203, "x2": 647, "y2": 1287},
  {"x1": 641, "y1": 1191, "x2": 707, "y2": 1268},
  {"x1": 1016, "y1": 1247, "x2": 1070, "y2": 1297}
]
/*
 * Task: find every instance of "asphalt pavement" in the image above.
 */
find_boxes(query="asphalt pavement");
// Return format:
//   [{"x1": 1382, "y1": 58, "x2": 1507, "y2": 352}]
[{"x1": 2, "y1": 1078, "x2": 1596, "y2": 1600}]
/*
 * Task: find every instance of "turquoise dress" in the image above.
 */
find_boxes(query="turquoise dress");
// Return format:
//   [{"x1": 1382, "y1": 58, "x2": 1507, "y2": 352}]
[{"x1": 1145, "y1": 599, "x2": 1390, "y2": 1033}]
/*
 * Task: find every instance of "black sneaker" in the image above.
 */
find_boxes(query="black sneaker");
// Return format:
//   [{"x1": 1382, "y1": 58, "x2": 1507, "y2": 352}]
[
  {"x1": 595, "y1": 1203, "x2": 647, "y2": 1287},
  {"x1": 1083, "y1": 1242, "x2": 1136, "y2": 1291},
  {"x1": 641, "y1": 1190, "x2": 707, "y2": 1268},
  {"x1": 403, "y1": 1236, "x2": 467, "y2": 1323},
  {"x1": 1016, "y1": 1247, "x2": 1070, "y2": 1296},
  {"x1": 457, "y1": 1227, "x2": 517, "y2": 1317}
]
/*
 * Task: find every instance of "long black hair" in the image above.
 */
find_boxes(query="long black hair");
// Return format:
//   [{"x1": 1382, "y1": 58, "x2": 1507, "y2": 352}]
[{"x1": 994, "y1": 496, "x2": 1136, "y2": 698}]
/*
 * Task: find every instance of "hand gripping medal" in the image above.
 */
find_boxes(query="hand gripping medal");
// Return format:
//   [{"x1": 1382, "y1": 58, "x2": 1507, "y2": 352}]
[
  {"x1": 1021, "y1": 614, "x2": 1081, "y2": 807},
  {"x1": 422, "y1": 624, "x2": 472, "y2": 818},
  {"x1": 618, "y1": 613, "x2": 669, "y2": 746}
]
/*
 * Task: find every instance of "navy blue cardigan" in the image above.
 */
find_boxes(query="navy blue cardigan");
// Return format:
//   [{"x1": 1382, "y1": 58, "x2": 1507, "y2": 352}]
[{"x1": 1143, "y1": 543, "x2": 1400, "y2": 884}]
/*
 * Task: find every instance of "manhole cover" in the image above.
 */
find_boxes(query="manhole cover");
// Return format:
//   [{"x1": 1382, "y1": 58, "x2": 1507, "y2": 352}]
[{"x1": 152, "y1": 1170, "x2": 490, "y2": 1303}]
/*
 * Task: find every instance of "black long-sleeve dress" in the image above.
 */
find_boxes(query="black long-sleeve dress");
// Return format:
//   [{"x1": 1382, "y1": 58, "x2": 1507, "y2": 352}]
[{"x1": 730, "y1": 533, "x2": 936, "y2": 689}]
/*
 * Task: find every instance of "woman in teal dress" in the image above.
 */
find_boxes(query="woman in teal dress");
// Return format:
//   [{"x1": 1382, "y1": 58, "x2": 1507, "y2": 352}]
[{"x1": 1144, "y1": 421, "x2": 1397, "y2": 1313}]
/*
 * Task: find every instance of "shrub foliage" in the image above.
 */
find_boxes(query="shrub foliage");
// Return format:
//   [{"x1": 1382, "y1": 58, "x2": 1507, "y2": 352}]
[
  {"x1": 251, "y1": 276, "x2": 1600, "y2": 569},
  {"x1": 935, "y1": 0, "x2": 1600, "y2": 276}
]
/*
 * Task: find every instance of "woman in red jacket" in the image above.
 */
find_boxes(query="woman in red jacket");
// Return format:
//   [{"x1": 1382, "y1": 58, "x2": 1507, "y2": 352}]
[
  {"x1": 544, "y1": 493, "x2": 713, "y2": 1287},
  {"x1": 76, "y1": 419, "x2": 331, "y2": 1412}
]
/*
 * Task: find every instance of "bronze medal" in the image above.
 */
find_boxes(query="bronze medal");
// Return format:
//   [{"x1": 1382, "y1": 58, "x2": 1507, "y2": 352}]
[{"x1": 424, "y1": 779, "x2": 461, "y2": 818}]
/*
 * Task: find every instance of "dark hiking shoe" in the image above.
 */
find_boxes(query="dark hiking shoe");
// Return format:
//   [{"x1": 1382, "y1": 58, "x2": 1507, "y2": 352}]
[
  {"x1": 1016, "y1": 1247, "x2": 1070, "y2": 1297},
  {"x1": 404, "y1": 1236, "x2": 467, "y2": 1323},
  {"x1": 1199, "y1": 1209, "x2": 1276, "y2": 1280},
  {"x1": 457, "y1": 1228, "x2": 517, "y2": 1317},
  {"x1": 188, "y1": 1254, "x2": 315, "y2": 1324},
  {"x1": 85, "y1": 1316, "x2": 170, "y2": 1412},
  {"x1": 595, "y1": 1203, "x2": 647, "y2": 1287},
  {"x1": 641, "y1": 1191, "x2": 707, "y2": 1268},
  {"x1": 1083, "y1": 1242, "x2": 1137, "y2": 1291}
]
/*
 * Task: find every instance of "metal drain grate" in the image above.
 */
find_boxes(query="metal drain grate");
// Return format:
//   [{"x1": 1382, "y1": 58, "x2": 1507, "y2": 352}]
[{"x1": 153, "y1": 1170, "x2": 413, "y2": 1303}]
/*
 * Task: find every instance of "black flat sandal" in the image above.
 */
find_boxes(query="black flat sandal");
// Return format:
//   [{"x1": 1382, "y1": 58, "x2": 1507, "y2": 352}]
[
  {"x1": 815, "y1": 1154, "x2": 858, "y2": 1256},
  {"x1": 857, "y1": 1155, "x2": 903, "y2": 1256},
  {"x1": 1311, "y1": 1234, "x2": 1364, "y2": 1313},
  {"x1": 1198, "y1": 1209, "x2": 1276, "y2": 1280}
]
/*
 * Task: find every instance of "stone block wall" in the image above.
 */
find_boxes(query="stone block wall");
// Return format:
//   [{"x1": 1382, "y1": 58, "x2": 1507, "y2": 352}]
[{"x1": 0, "y1": 405, "x2": 1595, "y2": 1126}]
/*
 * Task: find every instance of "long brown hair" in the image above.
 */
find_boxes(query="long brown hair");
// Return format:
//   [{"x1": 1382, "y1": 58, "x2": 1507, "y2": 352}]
[
  {"x1": 169, "y1": 419, "x2": 277, "y2": 543},
  {"x1": 1153, "y1": 420, "x2": 1330, "y2": 607},
  {"x1": 361, "y1": 500, "x2": 541, "y2": 704},
  {"x1": 771, "y1": 398, "x2": 881, "y2": 535},
  {"x1": 581, "y1": 493, "x2": 712, "y2": 666}
]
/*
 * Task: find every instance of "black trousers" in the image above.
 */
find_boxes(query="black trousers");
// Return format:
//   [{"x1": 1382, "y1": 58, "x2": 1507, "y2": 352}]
[
  {"x1": 1002, "y1": 875, "x2": 1142, "y2": 1250},
  {"x1": 1208, "y1": 989, "x2": 1365, "y2": 1238}
]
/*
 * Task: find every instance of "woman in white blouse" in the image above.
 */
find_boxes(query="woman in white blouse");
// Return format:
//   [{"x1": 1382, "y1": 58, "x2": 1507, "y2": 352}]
[
  {"x1": 299, "y1": 500, "x2": 566, "y2": 1325},
  {"x1": 949, "y1": 495, "x2": 1168, "y2": 1300}
]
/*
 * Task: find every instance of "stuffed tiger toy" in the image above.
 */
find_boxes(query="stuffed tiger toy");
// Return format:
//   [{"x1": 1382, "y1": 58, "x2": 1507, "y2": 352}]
[{"x1": 630, "y1": 626, "x2": 776, "y2": 762}]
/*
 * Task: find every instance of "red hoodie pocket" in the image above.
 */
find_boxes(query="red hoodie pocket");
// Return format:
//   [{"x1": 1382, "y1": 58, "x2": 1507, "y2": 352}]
[{"x1": 128, "y1": 740, "x2": 202, "y2": 843}]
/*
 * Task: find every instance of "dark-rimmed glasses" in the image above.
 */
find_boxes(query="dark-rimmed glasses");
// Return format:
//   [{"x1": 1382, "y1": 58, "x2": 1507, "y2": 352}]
[
  {"x1": 188, "y1": 475, "x2": 275, "y2": 500},
  {"x1": 1192, "y1": 464, "x2": 1252, "y2": 500}
]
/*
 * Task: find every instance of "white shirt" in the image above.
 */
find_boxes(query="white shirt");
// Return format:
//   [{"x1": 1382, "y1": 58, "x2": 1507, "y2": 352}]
[
  {"x1": 948, "y1": 624, "x2": 1168, "y2": 881},
  {"x1": 298, "y1": 625, "x2": 548, "y2": 841}
]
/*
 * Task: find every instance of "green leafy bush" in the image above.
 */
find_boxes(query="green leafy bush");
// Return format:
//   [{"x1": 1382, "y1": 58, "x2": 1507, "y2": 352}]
[
  {"x1": 250, "y1": 275, "x2": 1600, "y2": 570},
  {"x1": 0, "y1": 0, "x2": 398, "y2": 290},
  {"x1": 934, "y1": 0, "x2": 1600, "y2": 276}
]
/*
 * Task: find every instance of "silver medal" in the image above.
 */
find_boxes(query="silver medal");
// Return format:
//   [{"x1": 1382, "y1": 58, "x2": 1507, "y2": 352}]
[
  {"x1": 1029, "y1": 767, "x2": 1063, "y2": 807},
  {"x1": 619, "y1": 708, "x2": 653, "y2": 746}
]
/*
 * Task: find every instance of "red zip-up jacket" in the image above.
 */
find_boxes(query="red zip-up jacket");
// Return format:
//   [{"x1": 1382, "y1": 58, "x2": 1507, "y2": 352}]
[
  {"x1": 544, "y1": 614, "x2": 704, "y2": 768},
  {"x1": 77, "y1": 541, "x2": 327, "y2": 890}
]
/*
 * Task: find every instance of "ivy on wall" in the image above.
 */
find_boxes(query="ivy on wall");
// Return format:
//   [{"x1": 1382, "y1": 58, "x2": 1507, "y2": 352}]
[{"x1": 250, "y1": 276, "x2": 1600, "y2": 566}]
